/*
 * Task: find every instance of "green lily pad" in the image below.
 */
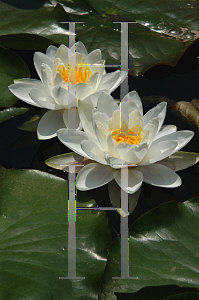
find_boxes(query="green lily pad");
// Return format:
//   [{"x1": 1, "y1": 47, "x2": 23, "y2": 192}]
[
  {"x1": 99, "y1": 197, "x2": 199, "y2": 300},
  {"x1": 0, "y1": 47, "x2": 30, "y2": 107},
  {"x1": 0, "y1": 0, "x2": 198, "y2": 76},
  {"x1": 115, "y1": 286, "x2": 199, "y2": 300},
  {"x1": 172, "y1": 101, "x2": 199, "y2": 130},
  {"x1": 0, "y1": 166, "x2": 111, "y2": 299},
  {"x1": 0, "y1": 107, "x2": 28, "y2": 123}
]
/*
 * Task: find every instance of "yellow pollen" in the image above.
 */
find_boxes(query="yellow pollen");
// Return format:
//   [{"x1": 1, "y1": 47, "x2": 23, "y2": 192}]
[
  {"x1": 111, "y1": 124, "x2": 142, "y2": 145},
  {"x1": 57, "y1": 63, "x2": 92, "y2": 85}
]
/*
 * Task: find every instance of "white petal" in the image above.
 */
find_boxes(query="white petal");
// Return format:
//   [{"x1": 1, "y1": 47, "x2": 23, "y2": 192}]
[
  {"x1": 104, "y1": 152, "x2": 126, "y2": 168},
  {"x1": 137, "y1": 163, "x2": 182, "y2": 188},
  {"x1": 108, "y1": 180, "x2": 141, "y2": 215},
  {"x1": 113, "y1": 168, "x2": 143, "y2": 194},
  {"x1": 107, "y1": 132, "x2": 120, "y2": 159},
  {"x1": 8, "y1": 79, "x2": 46, "y2": 107},
  {"x1": 93, "y1": 121, "x2": 108, "y2": 151},
  {"x1": 81, "y1": 140, "x2": 107, "y2": 164},
  {"x1": 52, "y1": 86, "x2": 77, "y2": 109},
  {"x1": 143, "y1": 102, "x2": 167, "y2": 131},
  {"x1": 92, "y1": 108, "x2": 109, "y2": 134},
  {"x1": 116, "y1": 142, "x2": 148, "y2": 165},
  {"x1": 86, "y1": 72, "x2": 99, "y2": 93},
  {"x1": 140, "y1": 140, "x2": 178, "y2": 165},
  {"x1": 97, "y1": 91, "x2": 118, "y2": 118},
  {"x1": 41, "y1": 64, "x2": 53, "y2": 94},
  {"x1": 158, "y1": 151, "x2": 199, "y2": 172},
  {"x1": 63, "y1": 108, "x2": 80, "y2": 130},
  {"x1": 68, "y1": 83, "x2": 91, "y2": 100},
  {"x1": 55, "y1": 44, "x2": 69, "y2": 65},
  {"x1": 46, "y1": 45, "x2": 57, "y2": 60},
  {"x1": 151, "y1": 130, "x2": 194, "y2": 153},
  {"x1": 86, "y1": 49, "x2": 101, "y2": 64},
  {"x1": 97, "y1": 70, "x2": 127, "y2": 93},
  {"x1": 143, "y1": 117, "x2": 159, "y2": 146},
  {"x1": 57, "y1": 128, "x2": 97, "y2": 159},
  {"x1": 154, "y1": 125, "x2": 177, "y2": 141},
  {"x1": 129, "y1": 110, "x2": 143, "y2": 128},
  {"x1": 76, "y1": 163, "x2": 114, "y2": 190},
  {"x1": 70, "y1": 41, "x2": 88, "y2": 57},
  {"x1": 34, "y1": 52, "x2": 53, "y2": 80},
  {"x1": 78, "y1": 99, "x2": 95, "y2": 136},
  {"x1": 109, "y1": 110, "x2": 127, "y2": 131},
  {"x1": 29, "y1": 88, "x2": 60, "y2": 110},
  {"x1": 53, "y1": 72, "x2": 65, "y2": 86},
  {"x1": 37, "y1": 110, "x2": 65, "y2": 140},
  {"x1": 121, "y1": 90, "x2": 143, "y2": 115}
]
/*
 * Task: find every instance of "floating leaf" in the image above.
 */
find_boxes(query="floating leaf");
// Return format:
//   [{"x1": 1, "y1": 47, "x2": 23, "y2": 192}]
[
  {"x1": 115, "y1": 287, "x2": 199, "y2": 300},
  {"x1": 191, "y1": 99, "x2": 199, "y2": 111},
  {"x1": 17, "y1": 109, "x2": 46, "y2": 132},
  {"x1": 0, "y1": 47, "x2": 30, "y2": 107},
  {"x1": 172, "y1": 101, "x2": 199, "y2": 129},
  {"x1": 0, "y1": 107, "x2": 28, "y2": 123},
  {"x1": 0, "y1": 0, "x2": 198, "y2": 76},
  {"x1": 0, "y1": 166, "x2": 112, "y2": 299},
  {"x1": 99, "y1": 197, "x2": 199, "y2": 299}
]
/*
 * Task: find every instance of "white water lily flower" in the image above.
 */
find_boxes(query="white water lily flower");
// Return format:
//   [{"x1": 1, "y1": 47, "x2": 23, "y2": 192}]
[
  {"x1": 8, "y1": 42, "x2": 127, "y2": 140},
  {"x1": 56, "y1": 90, "x2": 195, "y2": 214}
]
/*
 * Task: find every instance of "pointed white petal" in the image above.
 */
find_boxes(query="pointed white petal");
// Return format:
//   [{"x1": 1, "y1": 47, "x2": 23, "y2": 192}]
[
  {"x1": 113, "y1": 168, "x2": 143, "y2": 194},
  {"x1": 57, "y1": 128, "x2": 97, "y2": 159},
  {"x1": 81, "y1": 140, "x2": 107, "y2": 164},
  {"x1": 97, "y1": 70, "x2": 127, "y2": 93},
  {"x1": 158, "y1": 151, "x2": 199, "y2": 172},
  {"x1": 93, "y1": 121, "x2": 108, "y2": 151},
  {"x1": 86, "y1": 49, "x2": 101, "y2": 64},
  {"x1": 143, "y1": 102, "x2": 167, "y2": 131},
  {"x1": 154, "y1": 125, "x2": 177, "y2": 141},
  {"x1": 46, "y1": 45, "x2": 57, "y2": 60},
  {"x1": 34, "y1": 52, "x2": 53, "y2": 80},
  {"x1": 76, "y1": 163, "x2": 114, "y2": 190},
  {"x1": 140, "y1": 140, "x2": 178, "y2": 165},
  {"x1": 92, "y1": 108, "x2": 109, "y2": 133},
  {"x1": 86, "y1": 72, "x2": 99, "y2": 93},
  {"x1": 143, "y1": 117, "x2": 159, "y2": 146},
  {"x1": 137, "y1": 163, "x2": 182, "y2": 188},
  {"x1": 121, "y1": 90, "x2": 143, "y2": 115},
  {"x1": 107, "y1": 132, "x2": 120, "y2": 158},
  {"x1": 97, "y1": 91, "x2": 118, "y2": 118},
  {"x1": 53, "y1": 71, "x2": 65, "y2": 86},
  {"x1": 52, "y1": 86, "x2": 77, "y2": 109},
  {"x1": 68, "y1": 83, "x2": 91, "y2": 100},
  {"x1": 104, "y1": 152, "x2": 126, "y2": 168},
  {"x1": 151, "y1": 130, "x2": 194, "y2": 153},
  {"x1": 55, "y1": 44, "x2": 69, "y2": 65},
  {"x1": 29, "y1": 89, "x2": 60, "y2": 110},
  {"x1": 129, "y1": 110, "x2": 143, "y2": 128},
  {"x1": 109, "y1": 109, "x2": 127, "y2": 131},
  {"x1": 116, "y1": 142, "x2": 148, "y2": 165},
  {"x1": 63, "y1": 107, "x2": 80, "y2": 130},
  {"x1": 37, "y1": 110, "x2": 65, "y2": 140},
  {"x1": 8, "y1": 79, "x2": 44, "y2": 107},
  {"x1": 41, "y1": 64, "x2": 53, "y2": 94},
  {"x1": 78, "y1": 99, "x2": 95, "y2": 136},
  {"x1": 70, "y1": 41, "x2": 88, "y2": 57}
]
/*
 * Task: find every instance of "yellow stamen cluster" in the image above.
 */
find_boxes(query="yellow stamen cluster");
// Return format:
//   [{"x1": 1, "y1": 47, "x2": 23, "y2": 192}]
[
  {"x1": 111, "y1": 123, "x2": 142, "y2": 145},
  {"x1": 57, "y1": 64, "x2": 92, "y2": 85}
]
